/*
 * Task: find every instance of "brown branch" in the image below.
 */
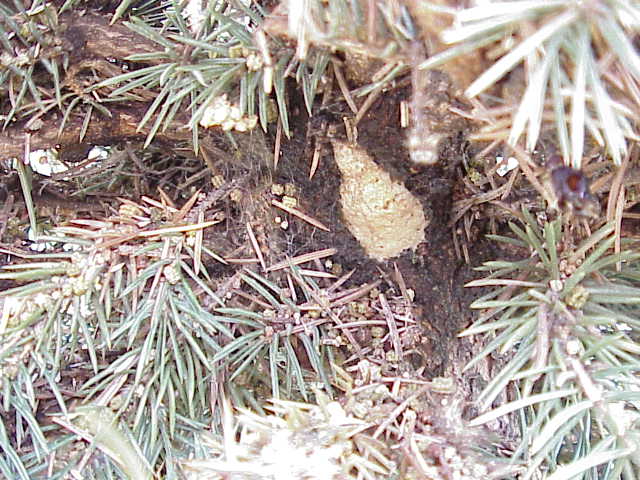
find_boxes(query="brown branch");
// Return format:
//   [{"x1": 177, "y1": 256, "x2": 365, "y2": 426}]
[
  {"x1": 0, "y1": 105, "x2": 191, "y2": 159},
  {"x1": 59, "y1": 11, "x2": 161, "y2": 63},
  {"x1": 0, "y1": 11, "x2": 173, "y2": 158}
]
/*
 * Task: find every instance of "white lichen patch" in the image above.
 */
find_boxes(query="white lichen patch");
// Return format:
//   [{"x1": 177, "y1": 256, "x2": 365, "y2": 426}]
[{"x1": 332, "y1": 141, "x2": 428, "y2": 261}]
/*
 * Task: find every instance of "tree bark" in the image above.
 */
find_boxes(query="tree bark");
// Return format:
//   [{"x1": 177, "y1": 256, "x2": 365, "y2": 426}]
[{"x1": 0, "y1": 11, "x2": 167, "y2": 158}]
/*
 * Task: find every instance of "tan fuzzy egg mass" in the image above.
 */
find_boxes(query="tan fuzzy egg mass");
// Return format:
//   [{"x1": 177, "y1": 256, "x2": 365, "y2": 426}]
[{"x1": 332, "y1": 141, "x2": 428, "y2": 261}]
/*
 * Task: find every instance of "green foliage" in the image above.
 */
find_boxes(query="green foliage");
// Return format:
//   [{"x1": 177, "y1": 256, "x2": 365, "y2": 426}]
[
  {"x1": 92, "y1": 0, "x2": 333, "y2": 148},
  {"x1": 95, "y1": 1, "x2": 272, "y2": 148},
  {"x1": 181, "y1": 393, "x2": 393, "y2": 479},
  {"x1": 280, "y1": 0, "x2": 415, "y2": 60},
  {"x1": 4, "y1": 2, "x2": 640, "y2": 479},
  {"x1": 1, "y1": 1, "x2": 333, "y2": 149},
  {"x1": 464, "y1": 210, "x2": 640, "y2": 478},
  {"x1": 0, "y1": 2, "x2": 66, "y2": 127},
  {"x1": 0, "y1": 2, "x2": 120, "y2": 136},
  {"x1": 212, "y1": 269, "x2": 334, "y2": 401},
  {"x1": 0, "y1": 202, "x2": 214, "y2": 476},
  {"x1": 0, "y1": 195, "x2": 338, "y2": 477},
  {"x1": 425, "y1": 0, "x2": 640, "y2": 167}
]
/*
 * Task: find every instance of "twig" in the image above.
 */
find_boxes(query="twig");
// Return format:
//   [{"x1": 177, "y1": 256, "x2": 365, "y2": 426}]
[
  {"x1": 298, "y1": 268, "x2": 336, "y2": 279},
  {"x1": 606, "y1": 152, "x2": 629, "y2": 221},
  {"x1": 141, "y1": 196, "x2": 178, "y2": 213},
  {"x1": 267, "y1": 248, "x2": 337, "y2": 272},
  {"x1": 137, "y1": 219, "x2": 222, "y2": 237},
  {"x1": 174, "y1": 189, "x2": 201, "y2": 222},
  {"x1": 309, "y1": 140, "x2": 322, "y2": 180},
  {"x1": 224, "y1": 257, "x2": 260, "y2": 265},
  {"x1": 614, "y1": 185, "x2": 625, "y2": 271},
  {"x1": 354, "y1": 85, "x2": 382, "y2": 126},
  {"x1": 194, "y1": 211, "x2": 204, "y2": 275},
  {"x1": 274, "y1": 119, "x2": 282, "y2": 170},
  {"x1": 372, "y1": 385, "x2": 431, "y2": 439},
  {"x1": 393, "y1": 263, "x2": 410, "y2": 306},
  {"x1": 330, "y1": 280, "x2": 381, "y2": 307},
  {"x1": 246, "y1": 222, "x2": 266, "y2": 272},
  {"x1": 327, "y1": 269, "x2": 355, "y2": 293},
  {"x1": 379, "y1": 293, "x2": 402, "y2": 361},
  {"x1": 332, "y1": 59, "x2": 358, "y2": 114},
  {"x1": 271, "y1": 199, "x2": 330, "y2": 232}
]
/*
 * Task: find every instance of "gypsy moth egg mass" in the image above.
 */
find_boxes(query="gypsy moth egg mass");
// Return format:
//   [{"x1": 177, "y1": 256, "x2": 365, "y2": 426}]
[{"x1": 331, "y1": 141, "x2": 428, "y2": 261}]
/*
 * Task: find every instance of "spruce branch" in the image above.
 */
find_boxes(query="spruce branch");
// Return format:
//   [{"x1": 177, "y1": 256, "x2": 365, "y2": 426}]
[
  {"x1": 0, "y1": 7, "x2": 166, "y2": 158},
  {"x1": 91, "y1": 1, "x2": 307, "y2": 149},
  {"x1": 0, "y1": 193, "x2": 229, "y2": 476},
  {"x1": 464, "y1": 209, "x2": 640, "y2": 477},
  {"x1": 424, "y1": 0, "x2": 640, "y2": 167}
]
